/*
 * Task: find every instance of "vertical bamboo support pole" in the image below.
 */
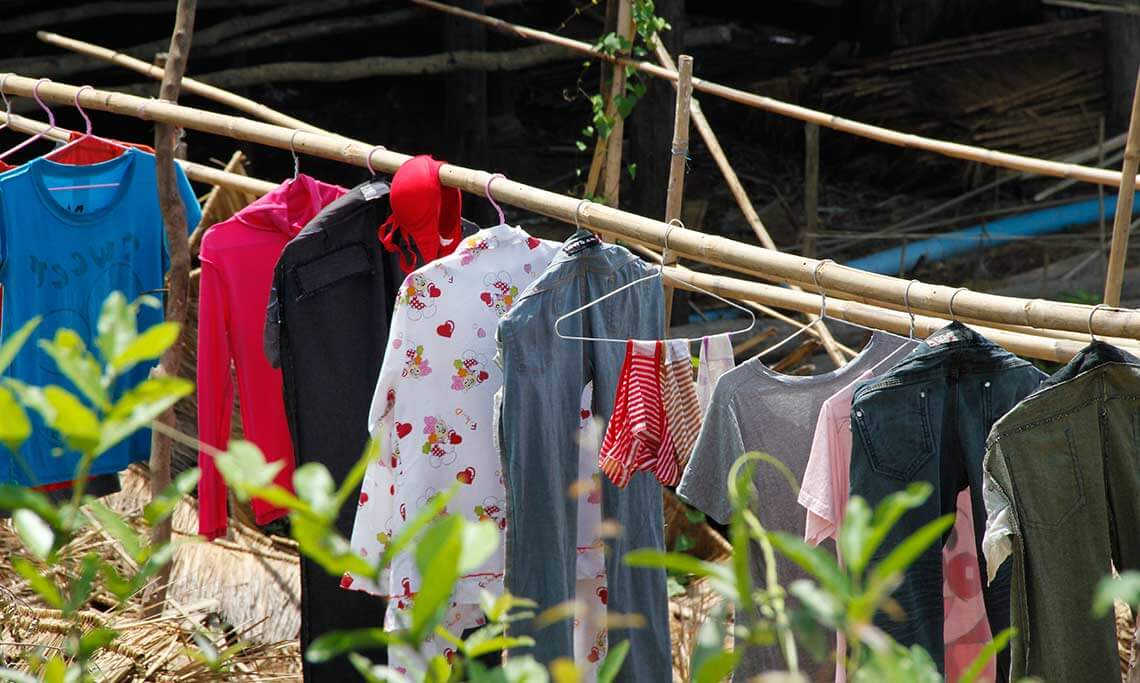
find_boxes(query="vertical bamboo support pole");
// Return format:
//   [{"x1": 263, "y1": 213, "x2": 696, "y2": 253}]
[
  {"x1": 144, "y1": 0, "x2": 197, "y2": 617},
  {"x1": 662, "y1": 55, "x2": 693, "y2": 328},
  {"x1": 1104, "y1": 68, "x2": 1140, "y2": 306},
  {"x1": 803, "y1": 122, "x2": 820, "y2": 259},
  {"x1": 601, "y1": 0, "x2": 633, "y2": 206}
]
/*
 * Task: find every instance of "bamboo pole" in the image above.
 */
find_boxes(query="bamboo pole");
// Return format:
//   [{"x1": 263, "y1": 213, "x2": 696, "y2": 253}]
[
  {"x1": 663, "y1": 268, "x2": 1140, "y2": 363},
  {"x1": 654, "y1": 44, "x2": 850, "y2": 364},
  {"x1": 410, "y1": 0, "x2": 1139, "y2": 188},
  {"x1": 145, "y1": 0, "x2": 197, "y2": 617},
  {"x1": 0, "y1": 111, "x2": 278, "y2": 196},
  {"x1": 803, "y1": 123, "x2": 820, "y2": 259},
  {"x1": 36, "y1": 31, "x2": 334, "y2": 135},
  {"x1": 601, "y1": 0, "x2": 633, "y2": 207},
  {"x1": 4, "y1": 75, "x2": 1139, "y2": 339},
  {"x1": 661, "y1": 54, "x2": 693, "y2": 327},
  {"x1": 1105, "y1": 68, "x2": 1140, "y2": 306}
]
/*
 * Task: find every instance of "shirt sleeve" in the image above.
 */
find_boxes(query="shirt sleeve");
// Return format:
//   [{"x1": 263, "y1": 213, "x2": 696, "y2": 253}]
[
  {"x1": 800, "y1": 401, "x2": 840, "y2": 546},
  {"x1": 263, "y1": 261, "x2": 284, "y2": 369},
  {"x1": 196, "y1": 250, "x2": 234, "y2": 540},
  {"x1": 981, "y1": 442, "x2": 1015, "y2": 585},
  {"x1": 676, "y1": 380, "x2": 744, "y2": 525}
]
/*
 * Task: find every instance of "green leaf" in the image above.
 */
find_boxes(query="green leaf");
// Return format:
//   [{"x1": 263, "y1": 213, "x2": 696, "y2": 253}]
[
  {"x1": 291, "y1": 514, "x2": 374, "y2": 579},
  {"x1": 694, "y1": 651, "x2": 740, "y2": 683},
  {"x1": 85, "y1": 498, "x2": 143, "y2": 560},
  {"x1": 1093, "y1": 570, "x2": 1140, "y2": 616},
  {"x1": 110, "y1": 322, "x2": 180, "y2": 375},
  {"x1": 100, "y1": 562, "x2": 135, "y2": 602},
  {"x1": 95, "y1": 292, "x2": 134, "y2": 363},
  {"x1": 597, "y1": 639, "x2": 629, "y2": 683},
  {"x1": 143, "y1": 468, "x2": 201, "y2": 526},
  {"x1": 37, "y1": 329, "x2": 108, "y2": 410},
  {"x1": 213, "y1": 441, "x2": 284, "y2": 502},
  {"x1": 465, "y1": 636, "x2": 534, "y2": 659},
  {"x1": 625, "y1": 163, "x2": 637, "y2": 181},
  {"x1": 12, "y1": 556, "x2": 63, "y2": 609},
  {"x1": 13, "y1": 509, "x2": 54, "y2": 560},
  {"x1": 787, "y1": 579, "x2": 844, "y2": 629},
  {"x1": 381, "y1": 487, "x2": 455, "y2": 570},
  {"x1": 19, "y1": 385, "x2": 101, "y2": 453},
  {"x1": 410, "y1": 516, "x2": 463, "y2": 640},
  {"x1": 459, "y1": 520, "x2": 499, "y2": 575},
  {"x1": 40, "y1": 657, "x2": 67, "y2": 683},
  {"x1": 956, "y1": 627, "x2": 1015, "y2": 683},
  {"x1": 857, "y1": 482, "x2": 933, "y2": 574},
  {"x1": 424, "y1": 655, "x2": 451, "y2": 683},
  {"x1": 0, "y1": 386, "x2": 31, "y2": 451},
  {"x1": 74, "y1": 628, "x2": 119, "y2": 662},
  {"x1": 501, "y1": 656, "x2": 550, "y2": 683},
  {"x1": 479, "y1": 590, "x2": 536, "y2": 624},
  {"x1": 769, "y1": 531, "x2": 850, "y2": 597},
  {"x1": 307, "y1": 628, "x2": 392, "y2": 663},
  {"x1": 349, "y1": 653, "x2": 413, "y2": 683},
  {"x1": 97, "y1": 376, "x2": 193, "y2": 456},
  {"x1": 0, "y1": 316, "x2": 40, "y2": 375},
  {"x1": 838, "y1": 495, "x2": 872, "y2": 577},
  {"x1": 335, "y1": 437, "x2": 379, "y2": 515},
  {"x1": 624, "y1": 548, "x2": 736, "y2": 598},
  {"x1": 295, "y1": 463, "x2": 337, "y2": 521},
  {"x1": 63, "y1": 554, "x2": 100, "y2": 615},
  {"x1": 868, "y1": 513, "x2": 955, "y2": 595},
  {"x1": 0, "y1": 484, "x2": 61, "y2": 527}
]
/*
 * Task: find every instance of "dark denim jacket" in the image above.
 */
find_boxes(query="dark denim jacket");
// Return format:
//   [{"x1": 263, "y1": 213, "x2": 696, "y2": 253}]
[{"x1": 850, "y1": 322, "x2": 1045, "y2": 678}]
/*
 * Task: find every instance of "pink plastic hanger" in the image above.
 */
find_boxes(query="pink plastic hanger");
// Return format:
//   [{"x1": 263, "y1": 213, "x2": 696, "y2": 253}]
[
  {"x1": 485, "y1": 173, "x2": 507, "y2": 225},
  {"x1": 0, "y1": 75, "x2": 12, "y2": 136},
  {"x1": 42, "y1": 85, "x2": 126, "y2": 192},
  {"x1": 0, "y1": 78, "x2": 56, "y2": 162}
]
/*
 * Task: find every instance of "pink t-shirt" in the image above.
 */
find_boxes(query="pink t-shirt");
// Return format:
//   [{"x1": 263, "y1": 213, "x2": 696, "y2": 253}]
[{"x1": 799, "y1": 367, "x2": 995, "y2": 682}]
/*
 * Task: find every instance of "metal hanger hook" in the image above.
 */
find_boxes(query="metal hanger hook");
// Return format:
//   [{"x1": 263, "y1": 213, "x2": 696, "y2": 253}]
[
  {"x1": 365, "y1": 145, "x2": 385, "y2": 176},
  {"x1": 289, "y1": 129, "x2": 302, "y2": 179},
  {"x1": 813, "y1": 259, "x2": 834, "y2": 320},
  {"x1": 73, "y1": 85, "x2": 93, "y2": 135},
  {"x1": 948, "y1": 287, "x2": 968, "y2": 319},
  {"x1": 664, "y1": 218, "x2": 684, "y2": 252},
  {"x1": 1088, "y1": 303, "x2": 1109, "y2": 342},
  {"x1": 904, "y1": 279, "x2": 919, "y2": 339},
  {"x1": 574, "y1": 198, "x2": 591, "y2": 231}
]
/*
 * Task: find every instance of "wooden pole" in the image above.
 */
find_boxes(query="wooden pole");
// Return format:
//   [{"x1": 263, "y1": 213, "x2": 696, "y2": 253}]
[
  {"x1": 410, "y1": 0, "x2": 1139, "y2": 189},
  {"x1": 144, "y1": 0, "x2": 197, "y2": 617},
  {"x1": 654, "y1": 45, "x2": 850, "y2": 364},
  {"x1": 5, "y1": 76, "x2": 1140, "y2": 340},
  {"x1": 803, "y1": 123, "x2": 820, "y2": 259},
  {"x1": 1105, "y1": 68, "x2": 1140, "y2": 306},
  {"x1": 0, "y1": 110, "x2": 277, "y2": 195},
  {"x1": 662, "y1": 54, "x2": 693, "y2": 327},
  {"x1": 37, "y1": 31, "x2": 335, "y2": 135},
  {"x1": 601, "y1": 0, "x2": 633, "y2": 207}
]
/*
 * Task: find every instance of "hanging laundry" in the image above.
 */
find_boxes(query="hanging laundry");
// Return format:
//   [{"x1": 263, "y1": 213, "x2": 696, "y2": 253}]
[
  {"x1": 378, "y1": 155, "x2": 462, "y2": 273},
  {"x1": 0, "y1": 147, "x2": 201, "y2": 487},
  {"x1": 197, "y1": 174, "x2": 346, "y2": 540},
  {"x1": 848, "y1": 322, "x2": 1044, "y2": 680},
  {"x1": 982, "y1": 341, "x2": 1140, "y2": 683},
  {"x1": 49, "y1": 131, "x2": 154, "y2": 165},
  {"x1": 695, "y1": 331, "x2": 734, "y2": 412},
  {"x1": 495, "y1": 230, "x2": 671, "y2": 680},
  {"x1": 678, "y1": 326, "x2": 907, "y2": 680},
  {"x1": 347, "y1": 223, "x2": 559, "y2": 623},
  {"x1": 660, "y1": 338, "x2": 701, "y2": 473},
  {"x1": 599, "y1": 340, "x2": 670, "y2": 488},
  {"x1": 264, "y1": 178, "x2": 410, "y2": 681}
]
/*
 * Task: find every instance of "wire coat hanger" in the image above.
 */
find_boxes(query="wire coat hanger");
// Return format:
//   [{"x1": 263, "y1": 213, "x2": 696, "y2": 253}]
[
  {"x1": 0, "y1": 78, "x2": 55, "y2": 161},
  {"x1": 554, "y1": 214, "x2": 756, "y2": 343}
]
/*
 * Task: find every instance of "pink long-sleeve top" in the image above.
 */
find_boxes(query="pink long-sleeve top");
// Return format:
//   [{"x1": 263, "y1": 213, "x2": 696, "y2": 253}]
[{"x1": 197, "y1": 174, "x2": 347, "y2": 539}]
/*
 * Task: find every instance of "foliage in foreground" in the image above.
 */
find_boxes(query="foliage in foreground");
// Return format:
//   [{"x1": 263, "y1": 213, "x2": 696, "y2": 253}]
[{"x1": 0, "y1": 292, "x2": 1116, "y2": 682}]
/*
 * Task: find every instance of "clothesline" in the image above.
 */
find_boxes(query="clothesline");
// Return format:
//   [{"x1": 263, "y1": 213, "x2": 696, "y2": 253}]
[
  {"x1": 2, "y1": 73, "x2": 1138, "y2": 345},
  {"x1": 410, "y1": 0, "x2": 1136, "y2": 189}
]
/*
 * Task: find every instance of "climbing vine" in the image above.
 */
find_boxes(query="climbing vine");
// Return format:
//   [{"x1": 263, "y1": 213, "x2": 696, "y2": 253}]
[{"x1": 566, "y1": 0, "x2": 670, "y2": 198}]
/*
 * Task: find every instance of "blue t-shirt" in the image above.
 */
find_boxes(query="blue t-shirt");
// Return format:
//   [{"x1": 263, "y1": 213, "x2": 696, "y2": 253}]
[{"x1": 0, "y1": 147, "x2": 202, "y2": 486}]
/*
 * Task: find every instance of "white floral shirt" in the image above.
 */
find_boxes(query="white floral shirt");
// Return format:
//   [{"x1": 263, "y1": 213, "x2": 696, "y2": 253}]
[{"x1": 348, "y1": 224, "x2": 579, "y2": 621}]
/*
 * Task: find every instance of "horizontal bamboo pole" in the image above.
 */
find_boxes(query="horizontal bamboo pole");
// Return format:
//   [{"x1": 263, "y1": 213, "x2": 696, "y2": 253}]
[
  {"x1": 664, "y1": 268, "x2": 1140, "y2": 363},
  {"x1": 0, "y1": 110, "x2": 279, "y2": 196},
  {"x1": 3, "y1": 73, "x2": 1138, "y2": 340},
  {"x1": 36, "y1": 31, "x2": 334, "y2": 135},
  {"x1": 411, "y1": 0, "x2": 1137, "y2": 189}
]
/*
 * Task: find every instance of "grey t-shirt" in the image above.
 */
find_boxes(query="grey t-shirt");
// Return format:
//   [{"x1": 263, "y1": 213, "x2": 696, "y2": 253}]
[{"x1": 677, "y1": 330, "x2": 910, "y2": 680}]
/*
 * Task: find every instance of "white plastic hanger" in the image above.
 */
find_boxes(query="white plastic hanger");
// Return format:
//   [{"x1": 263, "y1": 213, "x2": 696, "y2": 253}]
[
  {"x1": 554, "y1": 205, "x2": 757, "y2": 343},
  {"x1": 289, "y1": 129, "x2": 302, "y2": 179}
]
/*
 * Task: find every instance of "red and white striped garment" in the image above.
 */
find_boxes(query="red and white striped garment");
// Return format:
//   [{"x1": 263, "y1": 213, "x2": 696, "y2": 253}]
[
  {"x1": 660, "y1": 339, "x2": 702, "y2": 482},
  {"x1": 599, "y1": 340, "x2": 667, "y2": 488}
]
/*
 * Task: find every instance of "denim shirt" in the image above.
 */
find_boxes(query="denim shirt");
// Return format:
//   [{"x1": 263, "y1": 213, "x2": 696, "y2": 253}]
[{"x1": 495, "y1": 233, "x2": 671, "y2": 680}]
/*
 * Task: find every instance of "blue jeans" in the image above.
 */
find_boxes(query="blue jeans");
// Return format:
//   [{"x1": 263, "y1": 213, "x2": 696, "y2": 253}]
[
  {"x1": 849, "y1": 323, "x2": 1044, "y2": 679},
  {"x1": 496, "y1": 235, "x2": 672, "y2": 680}
]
